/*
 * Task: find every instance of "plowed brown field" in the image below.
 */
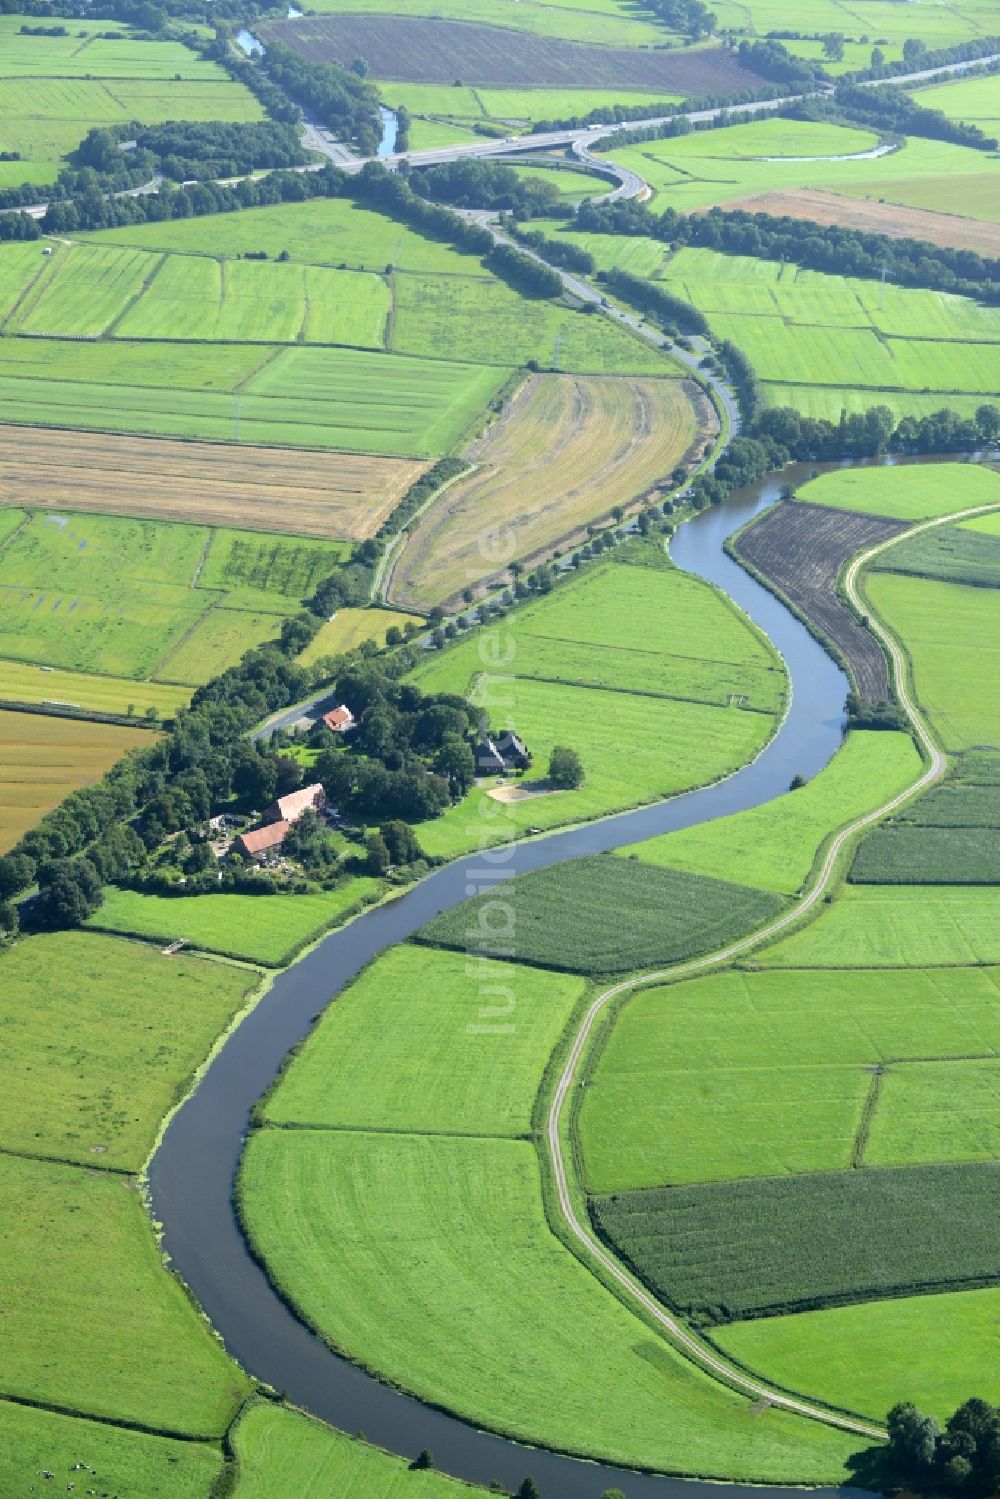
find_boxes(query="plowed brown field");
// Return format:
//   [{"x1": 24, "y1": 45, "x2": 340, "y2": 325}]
[
  {"x1": 0, "y1": 426, "x2": 426, "y2": 541},
  {"x1": 719, "y1": 190, "x2": 1000, "y2": 257},
  {"x1": 390, "y1": 373, "x2": 712, "y2": 609}
]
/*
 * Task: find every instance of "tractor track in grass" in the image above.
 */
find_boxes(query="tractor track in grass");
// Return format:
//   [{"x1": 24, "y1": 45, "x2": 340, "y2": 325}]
[{"x1": 546, "y1": 498, "x2": 1000, "y2": 1441}]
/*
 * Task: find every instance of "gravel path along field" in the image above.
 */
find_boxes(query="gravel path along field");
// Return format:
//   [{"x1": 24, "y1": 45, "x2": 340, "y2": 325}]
[{"x1": 546, "y1": 496, "x2": 1000, "y2": 1439}]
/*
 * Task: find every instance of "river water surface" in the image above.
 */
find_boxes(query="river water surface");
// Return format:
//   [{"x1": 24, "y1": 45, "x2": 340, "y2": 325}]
[{"x1": 150, "y1": 459, "x2": 913, "y2": 1497}]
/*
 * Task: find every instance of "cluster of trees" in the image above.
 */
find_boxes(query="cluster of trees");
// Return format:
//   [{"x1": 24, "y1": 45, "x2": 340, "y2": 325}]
[
  {"x1": 754, "y1": 401, "x2": 1000, "y2": 458},
  {"x1": 575, "y1": 197, "x2": 1000, "y2": 303},
  {"x1": 842, "y1": 33, "x2": 1000, "y2": 84},
  {"x1": 790, "y1": 82, "x2": 997, "y2": 150},
  {"x1": 254, "y1": 38, "x2": 382, "y2": 154},
  {"x1": 486, "y1": 242, "x2": 563, "y2": 299},
  {"x1": 310, "y1": 539, "x2": 377, "y2": 617},
  {"x1": 80, "y1": 118, "x2": 307, "y2": 180},
  {"x1": 596, "y1": 267, "x2": 709, "y2": 335},
  {"x1": 887, "y1": 1398, "x2": 1000, "y2": 1491},
  {"x1": 645, "y1": 0, "x2": 715, "y2": 39},
  {"x1": 406, "y1": 158, "x2": 561, "y2": 217},
  {"x1": 507, "y1": 221, "x2": 596, "y2": 275},
  {"x1": 716, "y1": 338, "x2": 758, "y2": 423},
  {"x1": 688, "y1": 432, "x2": 788, "y2": 507},
  {"x1": 735, "y1": 37, "x2": 826, "y2": 89},
  {"x1": 352, "y1": 161, "x2": 494, "y2": 255}
]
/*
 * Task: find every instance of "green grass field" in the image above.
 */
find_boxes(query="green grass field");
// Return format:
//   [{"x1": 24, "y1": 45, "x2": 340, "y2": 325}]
[
  {"x1": 0, "y1": 658, "x2": 191, "y2": 717},
  {"x1": 196, "y1": 530, "x2": 350, "y2": 615},
  {"x1": 531, "y1": 217, "x2": 669, "y2": 276},
  {"x1": 622, "y1": 730, "x2": 921, "y2": 894},
  {"x1": 0, "y1": 929, "x2": 257, "y2": 1170},
  {"x1": 300, "y1": 0, "x2": 668, "y2": 46},
  {"x1": 758, "y1": 886, "x2": 1000, "y2": 967},
  {"x1": 262, "y1": 944, "x2": 586, "y2": 1134},
  {"x1": 866, "y1": 572, "x2": 1000, "y2": 750},
  {"x1": 390, "y1": 270, "x2": 672, "y2": 372},
  {"x1": 873, "y1": 521, "x2": 1000, "y2": 588},
  {"x1": 89, "y1": 879, "x2": 379, "y2": 965},
  {"x1": 867, "y1": 1060, "x2": 1000, "y2": 1168},
  {"x1": 300, "y1": 607, "x2": 420, "y2": 661},
  {"x1": 592, "y1": 1160, "x2": 1000, "y2": 1322},
  {"x1": 714, "y1": 1285, "x2": 1000, "y2": 1424},
  {"x1": 87, "y1": 196, "x2": 491, "y2": 275},
  {"x1": 761, "y1": 388, "x2": 995, "y2": 424},
  {"x1": 798, "y1": 463, "x2": 1000, "y2": 521},
  {"x1": 15, "y1": 243, "x2": 162, "y2": 338},
  {"x1": 239, "y1": 1129, "x2": 860, "y2": 1481},
  {"x1": 417, "y1": 855, "x2": 783, "y2": 975},
  {"x1": 151, "y1": 608, "x2": 279, "y2": 685},
  {"x1": 407, "y1": 558, "x2": 783, "y2": 854},
  {"x1": 0, "y1": 1151, "x2": 250, "y2": 1432},
  {"x1": 579, "y1": 964, "x2": 1000, "y2": 1191},
  {"x1": 230, "y1": 1402, "x2": 487, "y2": 1498},
  {"x1": 916, "y1": 73, "x2": 1000, "y2": 126},
  {"x1": 0, "y1": 1401, "x2": 222, "y2": 1499}
]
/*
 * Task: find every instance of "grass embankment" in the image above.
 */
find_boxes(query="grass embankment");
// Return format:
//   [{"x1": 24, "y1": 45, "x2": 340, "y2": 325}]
[
  {"x1": 89, "y1": 879, "x2": 379, "y2": 966},
  {"x1": 0, "y1": 929, "x2": 257, "y2": 1169},
  {"x1": 0, "y1": 709, "x2": 154, "y2": 852},
  {"x1": 391, "y1": 373, "x2": 707, "y2": 608},
  {"x1": 417, "y1": 855, "x2": 784, "y2": 975},
  {"x1": 0, "y1": 1401, "x2": 222, "y2": 1499},
  {"x1": 408, "y1": 557, "x2": 785, "y2": 856},
  {"x1": 260, "y1": 945, "x2": 586, "y2": 1134}
]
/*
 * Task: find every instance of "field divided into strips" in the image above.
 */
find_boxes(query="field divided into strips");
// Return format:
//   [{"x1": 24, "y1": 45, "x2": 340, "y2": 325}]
[
  {"x1": 87, "y1": 196, "x2": 493, "y2": 276},
  {"x1": 657, "y1": 250, "x2": 1000, "y2": 404},
  {"x1": 0, "y1": 337, "x2": 507, "y2": 456},
  {"x1": 0, "y1": 509, "x2": 346, "y2": 685},
  {"x1": 418, "y1": 856, "x2": 785, "y2": 975},
  {"x1": 0, "y1": 425, "x2": 426, "y2": 541},
  {"x1": 239, "y1": 1130, "x2": 860, "y2": 1481},
  {"x1": 391, "y1": 373, "x2": 710, "y2": 608},
  {"x1": 229, "y1": 1402, "x2": 486, "y2": 1499},
  {"x1": 15, "y1": 244, "x2": 162, "y2": 338},
  {"x1": 389, "y1": 270, "x2": 672, "y2": 372},
  {"x1": 89, "y1": 878, "x2": 379, "y2": 965},
  {"x1": 0, "y1": 1402, "x2": 222, "y2": 1499},
  {"x1": 0, "y1": 709, "x2": 152, "y2": 852},
  {"x1": 579, "y1": 965, "x2": 1000, "y2": 1193},
  {"x1": 299, "y1": 607, "x2": 421, "y2": 662},
  {"x1": 607, "y1": 120, "x2": 1000, "y2": 223},
  {"x1": 0, "y1": 659, "x2": 191, "y2": 718},
  {"x1": 622, "y1": 729, "x2": 922, "y2": 894},
  {"x1": 0, "y1": 929, "x2": 257, "y2": 1170},
  {"x1": 407, "y1": 558, "x2": 784, "y2": 855}
]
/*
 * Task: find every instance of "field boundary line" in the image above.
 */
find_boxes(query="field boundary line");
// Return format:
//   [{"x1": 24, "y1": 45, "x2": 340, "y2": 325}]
[
  {"x1": 3, "y1": 242, "x2": 68, "y2": 335},
  {"x1": 0, "y1": 1388, "x2": 226, "y2": 1446},
  {"x1": 544, "y1": 498, "x2": 1000, "y2": 1442},
  {"x1": 103, "y1": 250, "x2": 169, "y2": 338}
]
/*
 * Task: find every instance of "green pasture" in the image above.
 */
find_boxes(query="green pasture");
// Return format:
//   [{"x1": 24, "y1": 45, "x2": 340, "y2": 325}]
[
  {"x1": 866, "y1": 571, "x2": 1000, "y2": 750},
  {"x1": 851, "y1": 824, "x2": 1000, "y2": 883},
  {"x1": 873, "y1": 520, "x2": 1000, "y2": 588},
  {"x1": 479, "y1": 85, "x2": 684, "y2": 119},
  {"x1": 0, "y1": 339, "x2": 507, "y2": 456},
  {"x1": 239, "y1": 1129, "x2": 860, "y2": 1481},
  {"x1": 153, "y1": 608, "x2": 283, "y2": 684},
  {"x1": 298, "y1": 0, "x2": 668, "y2": 47},
  {"x1": 579, "y1": 964, "x2": 1000, "y2": 1192},
  {"x1": 408, "y1": 559, "x2": 782, "y2": 854},
  {"x1": 758, "y1": 886, "x2": 1000, "y2": 967},
  {"x1": 114, "y1": 254, "x2": 390, "y2": 349},
  {"x1": 196, "y1": 529, "x2": 349, "y2": 614},
  {"x1": 965, "y1": 509, "x2": 1000, "y2": 537},
  {"x1": 785, "y1": 38, "x2": 904, "y2": 72},
  {"x1": 529, "y1": 217, "x2": 668, "y2": 276},
  {"x1": 87, "y1": 197, "x2": 490, "y2": 275},
  {"x1": 406, "y1": 117, "x2": 483, "y2": 149},
  {"x1": 593, "y1": 1160, "x2": 1000, "y2": 1322},
  {"x1": 417, "y1": 855, "x2": 783, "y2": 974},
  {"x1": 262, "y1": 944, "x2": 585, "y2": 1134},
  {"x1": 512, "y1": 162, "x2": 614, "y2": 201},
  {"x1": 0, "y1": 241, "x2": 51, "y2": 321},
  {"x1": 760, "y1": 387, "x2": 994, "y2": 424},
  {"x1": 15, "y1": 243, "x2": 161, "y2": 338},
  {"x1": 89, "y1": 879, "x2": 378, "y2": 965},
  {"x1": 0, "y1": 17, "x2": 238, "y2": 78},
  {"x1": 918, "y1": 73, "x2": 1000, "y2": 125},
  {"x1": 868, "y1": 1060, "x2": 1000, "y2": 1167},
  {"x1": 715, "y1": 1285, "x2": 1000, "y2": 1424},
  {"x1": 230, "y1": 1402, "x2": 483, "y2": 1499},
  {"x1": 300, "y1": 606, "x2": 420, "y2": 661},
  {"x1": 389, "y1": 270, "x2": 671, "y2": 372},
  {"x1": 798, "y1": 463, "x2": 1000, "y2": 521},
  {"x1": 0, "y1": 657, "x2": 191, "y2": 716},
  {"x1": 608, "y1": 129, "x2": 1000, "y2": 221},
  {"x1": 0, "y1": 1402, "x2": 222, "y2": 1499},
  {"x1": 624, "y1": 730, "x2": 921, "y2": 894},
  {"x1": 0, "y1": 1151, "x2": 249, "y2": 1431},
  {"x1": 0, "y1": 929, "x2": 256, "y2": 1170}
]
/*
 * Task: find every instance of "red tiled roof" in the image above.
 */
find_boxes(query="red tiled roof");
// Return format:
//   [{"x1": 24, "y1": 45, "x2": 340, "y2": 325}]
[
  {"x1": 238, "y1": 821, "x2": 289, "y2": 855},
  {"x1": 322, "y1": 706, "x2": 353, "y2": 731},
  {"x1": 274, "y1": 783, "x2": 326, "y2": 822}
]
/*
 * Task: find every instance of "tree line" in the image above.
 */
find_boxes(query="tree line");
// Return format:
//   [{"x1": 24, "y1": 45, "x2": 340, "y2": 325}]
[
  {"x1": 788, "y1": 81, "x2": 997, "y2": 151},
  {"x1": 842, "y1": 33, "x2": 1000, "y2": 84},
  {"x1": 249, "y1": 37, "x2": 383, "y2": 156}
]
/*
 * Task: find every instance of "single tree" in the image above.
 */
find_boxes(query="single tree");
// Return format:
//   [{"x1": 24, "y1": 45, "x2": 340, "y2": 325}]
[
  {"x1": 548, "y1": 745, "x2": 583, "y2": 789},
  {"x1": 822, "y1": 31, "x2": 845, "y2": 60},
  {"x1": 870, "y1": 44, "x2": 885, "y2": 67},
  {"x1": 364, "y1": 831, "x2": 391, "y2": 875}
]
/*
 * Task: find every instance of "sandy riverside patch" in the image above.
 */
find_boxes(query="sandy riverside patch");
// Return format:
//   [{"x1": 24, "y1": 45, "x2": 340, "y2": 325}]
[
  {"x1": 0, "y1": 425, "x2": 428, "y2": 542},
  {"x1": 712, "y1": 189, "x2": 1000, "y2": 257},
  {"x1": 486, "y1": 782, "x2": 562, "y2": 802}
]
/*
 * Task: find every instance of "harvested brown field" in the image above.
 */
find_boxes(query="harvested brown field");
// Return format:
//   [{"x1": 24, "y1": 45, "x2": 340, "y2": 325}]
[
  {"x1": 733, "y1": 500, "x2": 908, "y2": 702},
  {"x1": 0, "y1": 708, "x2": 154, "y2": 853},
  {"x1": 262, "y1": 16, "x2": 765, "y2": 91},
  {"x1": 0, "y1": 426, "x2": 426, "y2": 542},
  {"x1": 719, "y1": 190, "x2": 1000, "y2": 258},
  {"x1": 390, "y1": 373, "x2": 711, "y2": 610}
]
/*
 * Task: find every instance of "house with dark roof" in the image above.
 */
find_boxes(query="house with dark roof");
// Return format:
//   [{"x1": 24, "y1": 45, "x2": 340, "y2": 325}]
[{"x1": 475, "y1": 731, "x2": 532, "y2": 776}]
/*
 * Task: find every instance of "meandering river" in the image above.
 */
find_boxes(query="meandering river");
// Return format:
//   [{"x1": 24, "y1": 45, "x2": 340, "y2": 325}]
[{"x1": 149, "y1": 459, "x2": 904, "y2": 1497}]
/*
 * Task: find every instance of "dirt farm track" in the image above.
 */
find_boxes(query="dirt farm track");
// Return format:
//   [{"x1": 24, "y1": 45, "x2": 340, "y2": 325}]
[{"x1": 0, "y1": 426, "x2": 427, "y2": 541}]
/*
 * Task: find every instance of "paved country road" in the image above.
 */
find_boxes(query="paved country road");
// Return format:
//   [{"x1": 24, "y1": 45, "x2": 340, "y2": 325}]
[{"x1": 546, "y1": 497, "x2": 1000, "y2": 1441}]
